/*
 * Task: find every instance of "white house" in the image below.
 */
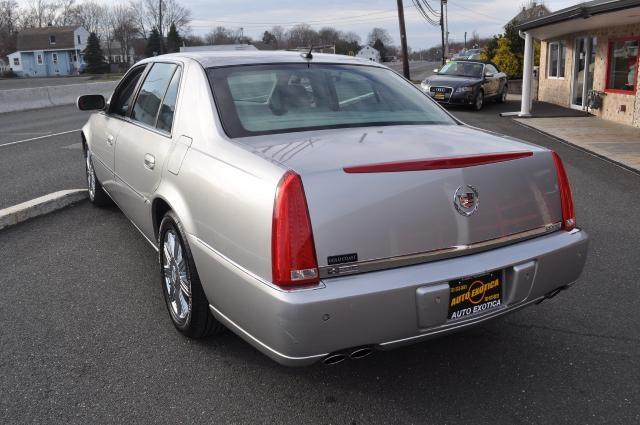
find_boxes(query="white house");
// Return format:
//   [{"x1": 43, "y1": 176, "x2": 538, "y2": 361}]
[
  {"x1": 356, "y1": 46, "x2": 381, "y2": 63},
  {"x1": 7, "y1": 26, "x2": 89, "y2": 77},
  {"x1": 0, "y1": 58, "x2": 8, "y2": 72}
]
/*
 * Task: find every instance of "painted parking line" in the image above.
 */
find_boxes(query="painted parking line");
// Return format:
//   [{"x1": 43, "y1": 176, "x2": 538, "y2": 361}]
[{"x1": 0, "y1": 129, "x2": 80, "y2": 148}]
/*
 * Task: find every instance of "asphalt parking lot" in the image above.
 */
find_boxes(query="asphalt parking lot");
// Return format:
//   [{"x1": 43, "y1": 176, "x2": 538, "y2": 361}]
[{"x1": 1, "y1": 98, "x2": 639, "y2": 424}]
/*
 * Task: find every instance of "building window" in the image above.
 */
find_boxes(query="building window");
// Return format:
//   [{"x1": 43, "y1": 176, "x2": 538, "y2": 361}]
[
  {"x1": 13, "y1": 57, "x2": 19, "y2": 66},
  {"x1": 606, "y1": 38, "x2": 639, "y2": 94},
  {"x1": 77, "y1": 35, "x2": 81, "y2": 44},
  {"x1": 52, "y1": 53, "x2": 58, "y2": 64},
  {"x1": 49, "y1": 35, "x2": 56, "y2": 44},
  {"x1": 548, "y1": 41, "x2": 566, "y2": 78},
  {"x1": 36, "y1": 54, "x2": 43, "y2": 65}
]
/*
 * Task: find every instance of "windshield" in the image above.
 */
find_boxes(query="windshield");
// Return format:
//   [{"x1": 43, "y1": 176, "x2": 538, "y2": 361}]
[
  {"x1": 207, "y1": 64, "x2": 455, "y2": 138},
  {"x1": 438, "y1": 61, "x2": 484, "y2": 78}
]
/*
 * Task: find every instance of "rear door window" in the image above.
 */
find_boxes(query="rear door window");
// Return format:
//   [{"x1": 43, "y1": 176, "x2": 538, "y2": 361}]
[
  {"x1": 156, "y1": 67, "x2": 182, "y2": 133},
  {"x1": 131, "y1": 63, "x2": 178, "y2": 128}
]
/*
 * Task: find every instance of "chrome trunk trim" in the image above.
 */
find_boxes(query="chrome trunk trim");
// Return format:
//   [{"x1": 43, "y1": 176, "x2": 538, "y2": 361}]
[{"x1": 319, "y1": 222, "x2": 563, "y2": 279}]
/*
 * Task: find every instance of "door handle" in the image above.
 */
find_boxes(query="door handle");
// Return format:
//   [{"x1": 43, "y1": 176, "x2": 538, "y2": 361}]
[
  {"x1": 106, "y1": 134, "x2": 114, "y2": 146},
  {"x1": 144, "y1": 154, "x2": 156, "y2": 170}
]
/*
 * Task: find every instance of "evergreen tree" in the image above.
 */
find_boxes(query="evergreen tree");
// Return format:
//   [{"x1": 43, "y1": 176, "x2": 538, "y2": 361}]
[
  {"x1": 146, "y1": 28, "x2": 164, "y2": 57},
  {"x1": 372, "y1": 39, "x2": 386, "y2": 62},
  {"x1": 166, "y1": 23, "x2": 181, "y2": 53},
  {"x1": 491, "y1": 37, "x2": 522, "y2": 78},
  {"x1": 83, "y1": 32, "x2": 106, "y2": 74}
]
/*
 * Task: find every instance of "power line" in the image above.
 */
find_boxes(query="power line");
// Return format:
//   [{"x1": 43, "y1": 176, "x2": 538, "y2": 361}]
[
  {"x1": 190, "y1": 5, "x2": 416, "y2": 27},
  {"x1": 189, "y1": 15, "x2": 404, "y2": 30},
  {"x1": 446, "y1": 1, "x2": 505, "y2": 24},
  {"x1": 412, "y1": 0, "x2": 440, "y2": 26}
]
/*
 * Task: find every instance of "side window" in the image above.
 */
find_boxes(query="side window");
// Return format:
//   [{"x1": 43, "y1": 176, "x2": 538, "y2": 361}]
[
  {"x1": 131, "y1": 63, "x2": 177, "y2": 128},
  {"x1": 486, "y1": 64, "x2": 498, "y2": 75},
  {"x1": 110, "y1": 66, "x2": 146, "y2": 117},
  {"x1": 156, "y1": 67, "x2": 182, "y2": 132}
]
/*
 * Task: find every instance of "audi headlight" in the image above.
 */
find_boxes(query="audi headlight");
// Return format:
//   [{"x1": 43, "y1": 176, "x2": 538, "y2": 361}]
[
  {"x1": 421, "y1": 82, "x2": 431, "y2": 92},
  {"x1": 455, "y1": 86, "x2": 473, "y2": 93}
]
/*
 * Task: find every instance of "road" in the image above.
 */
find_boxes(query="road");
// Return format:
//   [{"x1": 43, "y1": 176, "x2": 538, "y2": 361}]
[
  {"x1": 0, "y1": 75, "x2": 122, "y2": 90},
  {"x1": 387, "y1": 60, "x2": 439, "y2": 81},
  {"x1": 0, "y1": 105, "x2": 89, "y2": 209},
  {"x1": 1, "y1": 99, "x2": 639, "y2": 424}
]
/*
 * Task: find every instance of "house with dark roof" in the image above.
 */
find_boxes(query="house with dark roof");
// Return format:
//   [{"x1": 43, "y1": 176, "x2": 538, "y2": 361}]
[
  {"x1": 7, "y1": 26, "x2": 89, "y2": 77},
  {"x1": 510, "y1": 1, "x2": 552, "y2": 25}
]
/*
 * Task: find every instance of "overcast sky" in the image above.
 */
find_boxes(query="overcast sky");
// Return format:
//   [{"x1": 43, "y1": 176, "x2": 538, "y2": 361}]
[
  {"x1": 19, "y1": 0, "x2": 579, "y2": 49},
  {"x1": 186, "y1": 0, "x2": 579, "y2": 48}
]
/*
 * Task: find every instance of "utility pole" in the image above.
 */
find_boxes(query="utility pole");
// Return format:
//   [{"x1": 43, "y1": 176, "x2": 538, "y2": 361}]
[
  {"x1": 464, "y1": 31, "x2": 467, "y2": 50},
  {"x1": 443, "y1": 0, "x2": 449, "y2": 59},
  {"x1": 440, "y1": 0, "x2": 445, "y2": 65},
  {"x1": 158, "y1": 0, "x2": 163, "y2": 54},
  {"x1": 396, "y1": 0, "x2": 410, "y2": 80}
]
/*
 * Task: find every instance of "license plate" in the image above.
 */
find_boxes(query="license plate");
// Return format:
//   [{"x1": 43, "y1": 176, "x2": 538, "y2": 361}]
[
  {"x1": 434, "y1": 92, "x2": 446, "y2": 100},
  {"x1": 448, "y1": 271, "x2": 502, "y2": 320}
]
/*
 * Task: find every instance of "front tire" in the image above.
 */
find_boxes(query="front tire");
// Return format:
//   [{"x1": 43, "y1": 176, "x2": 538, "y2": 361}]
[
  {"x1": 473, "y1": 90, "x2": 484, "y2": 111},
  {"x1": 85, "y1": 149, "x2": 112, "y2": 207},
  {"x1": 496, "y1": 85, "x2": 508, "y2": 103},
  {"x1": 158, "y1": 211, "x2": 224, "y2": 338}
]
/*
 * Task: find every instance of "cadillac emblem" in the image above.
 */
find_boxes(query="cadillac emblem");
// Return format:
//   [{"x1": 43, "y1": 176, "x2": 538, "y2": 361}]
[{"x1": 453, "y1": 185, "x2": 479, "y2": 216}]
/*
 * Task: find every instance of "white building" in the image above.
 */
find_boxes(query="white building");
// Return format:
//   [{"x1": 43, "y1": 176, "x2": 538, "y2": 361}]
[{"x1": 356, "y1": 46, "x2": 381, "y2": 63}]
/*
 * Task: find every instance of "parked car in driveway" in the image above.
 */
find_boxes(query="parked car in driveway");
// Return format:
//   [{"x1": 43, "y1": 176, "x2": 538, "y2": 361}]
[
  {"x1": 77, "y1": 51, "x2": 588, "y2": 366},
  {"x1": 421, "y1": 60, "x2": 508, "y2": 110}
]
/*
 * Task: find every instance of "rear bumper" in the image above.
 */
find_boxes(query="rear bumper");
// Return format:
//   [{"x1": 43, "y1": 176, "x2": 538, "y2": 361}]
[{"x1": 194, "y1": 229, "x2": 589, "y2": 366}]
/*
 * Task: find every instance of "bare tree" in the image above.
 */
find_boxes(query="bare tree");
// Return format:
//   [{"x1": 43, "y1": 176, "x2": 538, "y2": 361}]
[
  {"x1": 205, "y1": 26, "x2": 235, "y2": 45},
  {"x1": 287, "y1": 23, "x2": 318, "y2": 48},
  {"x1": 132, "y1": 0, "x2": 190, "y2": 38},
  {"x1": 0, "y1": 0, "x2": 18, "y2": 58},
  {"x1": 367, "y1": 27, "x2": 393, "y2": 47},
  {"x1": 20, "y1": 0, "x2": 59, "y2": 28},
  {"x1": 270, "y1": 25, "x2": 287, "y2": 46},
  {"x1": 67, "y1": 1, "x2": 107, "y2": 37},
  {"x1": 108, "y1": 3, "x2": 139, "y2": 63}
]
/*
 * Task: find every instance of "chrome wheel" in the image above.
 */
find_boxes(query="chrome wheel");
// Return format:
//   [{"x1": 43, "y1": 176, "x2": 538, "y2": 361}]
[
  {"x1": 475, "y1": 91, "x2": 484, "y2": 110},
  {"x1": 86, "y1": 153, "x2": 96, "y2": 201},
  {"x1": 162, "y1": 229, "x2": 192, "y2": 324}
]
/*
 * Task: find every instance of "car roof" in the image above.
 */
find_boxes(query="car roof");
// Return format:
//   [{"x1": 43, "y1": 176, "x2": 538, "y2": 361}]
[{"x1": 144, "y1": 50, "x2": 388, "y2": 69}]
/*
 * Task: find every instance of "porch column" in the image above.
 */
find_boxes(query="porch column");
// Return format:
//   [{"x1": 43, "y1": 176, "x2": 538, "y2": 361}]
[{"x1": 520, "y1": 31, "x2": 534, "y2": 117}]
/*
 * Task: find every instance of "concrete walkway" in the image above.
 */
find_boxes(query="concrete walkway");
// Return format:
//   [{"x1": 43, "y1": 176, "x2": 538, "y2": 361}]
[{"x1": 515, "y1": 115, "x2": 640, "y2": 173}]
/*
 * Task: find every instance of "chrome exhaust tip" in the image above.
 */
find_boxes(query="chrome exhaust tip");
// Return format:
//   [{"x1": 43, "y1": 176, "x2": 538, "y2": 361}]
[
  {"x1": 322, "y1": 353, "x2": 346, "y2": 365},
  {"x1": 348, "y1": 347, "x2": 373, "y2": 360}
]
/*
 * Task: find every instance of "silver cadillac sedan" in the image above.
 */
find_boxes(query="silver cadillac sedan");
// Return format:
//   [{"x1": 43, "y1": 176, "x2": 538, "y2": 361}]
[{"x1": 77, "y1": 51, "x2": 589, "y2": 366}]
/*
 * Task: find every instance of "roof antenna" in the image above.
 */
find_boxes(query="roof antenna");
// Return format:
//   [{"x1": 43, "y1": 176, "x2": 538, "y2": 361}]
[{"x1": 301, "y1": 46, "x2": 313, "y2": 60}]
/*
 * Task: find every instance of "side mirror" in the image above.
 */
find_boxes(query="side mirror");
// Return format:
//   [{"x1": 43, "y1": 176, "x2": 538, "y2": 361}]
[
  {"x1": 433, "y1": 68, "x2": 439, "y2": 73},
  {"x1": 77, "y1": 94, "x2": 106, "y2": 111}
]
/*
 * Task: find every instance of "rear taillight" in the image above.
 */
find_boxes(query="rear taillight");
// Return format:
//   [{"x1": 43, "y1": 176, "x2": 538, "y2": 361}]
[
  {"x1": 272, "y1": 171, "x2": 319, "y2": 287},
  {"x1": 552, "y1": 152, "x2": 576, "y2": 231}
]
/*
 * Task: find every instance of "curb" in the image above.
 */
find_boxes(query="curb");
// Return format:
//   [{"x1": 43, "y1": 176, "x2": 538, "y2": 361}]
[{"x1": 0, "y1": 189, "x2": 88, "y2": 230}]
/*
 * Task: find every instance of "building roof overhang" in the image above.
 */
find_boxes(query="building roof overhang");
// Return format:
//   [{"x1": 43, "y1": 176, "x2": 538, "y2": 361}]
[{"x1": 517, "y1": 0, "x2": 640, "y2": 39}]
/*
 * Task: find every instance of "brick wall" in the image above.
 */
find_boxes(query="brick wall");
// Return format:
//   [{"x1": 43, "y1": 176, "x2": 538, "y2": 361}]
[{"x1": 537, "y1": 23, "x2": 640, "y2": 127}]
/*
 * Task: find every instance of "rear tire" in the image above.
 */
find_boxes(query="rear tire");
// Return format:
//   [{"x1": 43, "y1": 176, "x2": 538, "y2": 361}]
[
  {"x1": 473, "y1": 90, "x2": 484, "y2": 111},
  {"x1": 158, "y1": 211, "x2": 224, "y2": 338},
  {"x1": 85, "y1": 149, "x2": 112, "y2": 207}
]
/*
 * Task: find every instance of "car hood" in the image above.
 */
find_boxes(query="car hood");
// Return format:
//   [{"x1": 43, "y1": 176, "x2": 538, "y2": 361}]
[{"x1": 425, "y1": 75, "x2": 482, "y2": 88}]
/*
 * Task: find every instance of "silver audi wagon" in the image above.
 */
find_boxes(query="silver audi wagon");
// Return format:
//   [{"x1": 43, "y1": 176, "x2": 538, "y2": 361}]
[{"x1": 77, "y1": 51, "x2": 589, "y2": 366}]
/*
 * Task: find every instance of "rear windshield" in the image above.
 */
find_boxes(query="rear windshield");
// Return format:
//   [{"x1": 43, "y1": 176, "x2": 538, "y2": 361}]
[{"x1": 207, "y1": 63, "x2": 455, "y2": 138}]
